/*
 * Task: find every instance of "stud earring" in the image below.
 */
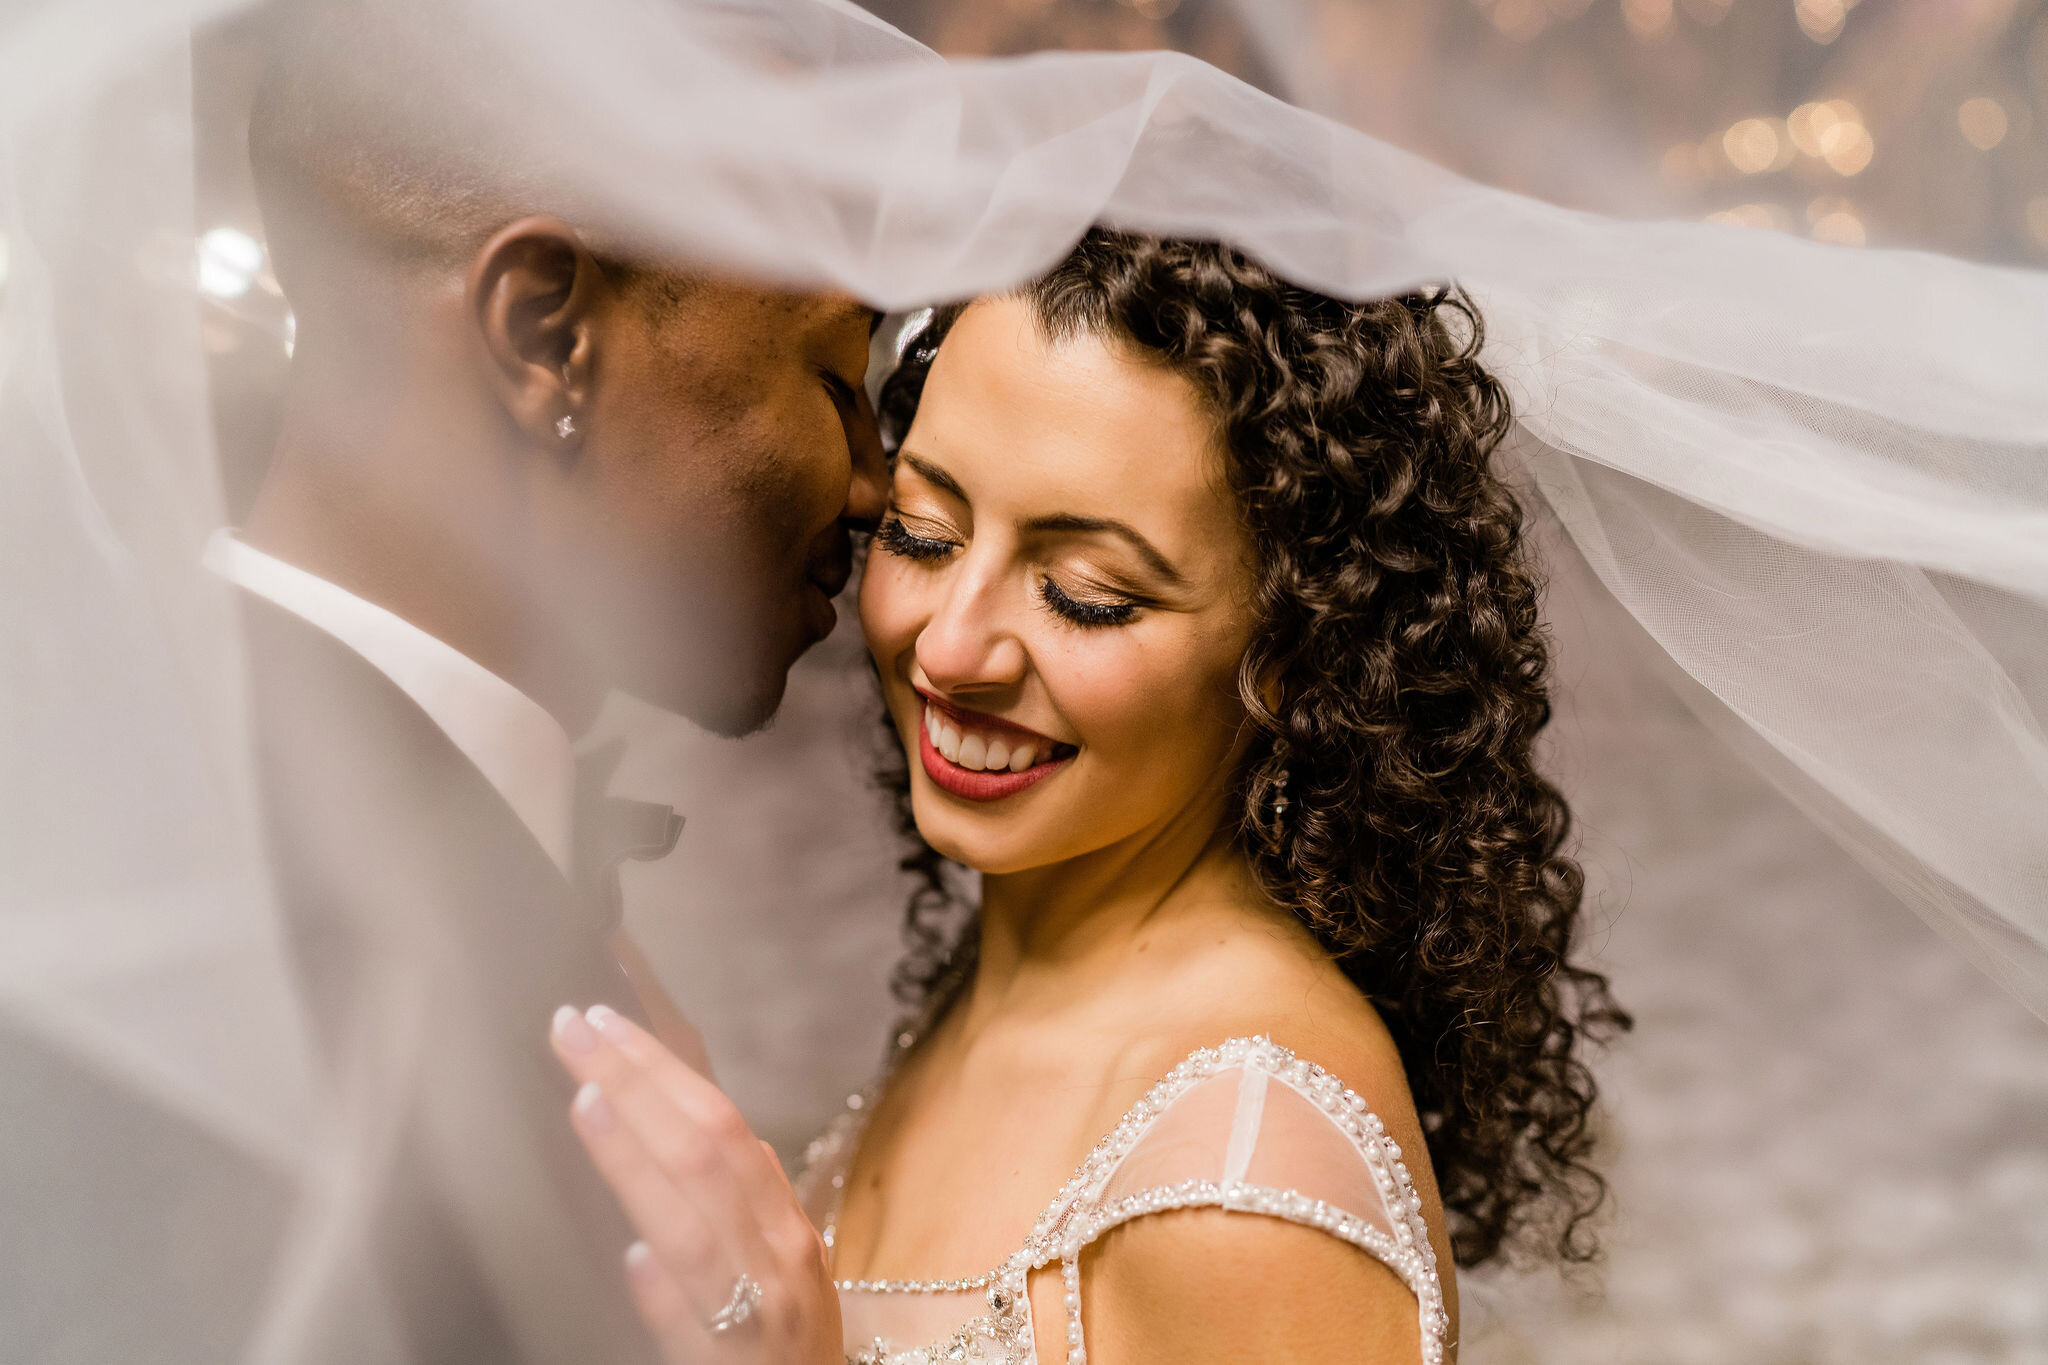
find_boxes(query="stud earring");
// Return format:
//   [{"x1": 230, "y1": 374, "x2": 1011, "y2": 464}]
[{"x1": 555, "y1": 414, "x2": 577, "y2": 440}]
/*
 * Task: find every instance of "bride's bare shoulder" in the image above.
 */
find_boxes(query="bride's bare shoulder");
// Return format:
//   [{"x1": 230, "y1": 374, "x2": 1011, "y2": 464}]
[
  {"x1": 1072, "y1": 1206, "x2": 1429, "y2": 1365},
  {"x1": 1113, "y1": 914, "x2": 1418, "y2": 1129},
  {"x1": 1060, "y1": 933, "x2": 1455, "y2": 1365}
]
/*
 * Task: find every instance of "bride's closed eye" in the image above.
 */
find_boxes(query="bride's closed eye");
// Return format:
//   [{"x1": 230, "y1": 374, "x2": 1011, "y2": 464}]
[
  {"x1": 873, "y1": 515, "x2": 957, "y2": 562},
  {"x1": 1040, "y1": 575, "x2": 1142, "y2": 628},
  {"x1": 876, "y1": 513, "x2": 1146, "y2": 627}
]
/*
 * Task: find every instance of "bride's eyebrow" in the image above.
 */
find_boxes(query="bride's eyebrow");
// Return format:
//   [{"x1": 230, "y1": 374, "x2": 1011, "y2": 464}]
[
  {"x1": 898, "y1": 452, "x2": 967, "y2": 502},
  {"x1": 1023, "y1": 512, "x2": 1184, "y2": 587}
]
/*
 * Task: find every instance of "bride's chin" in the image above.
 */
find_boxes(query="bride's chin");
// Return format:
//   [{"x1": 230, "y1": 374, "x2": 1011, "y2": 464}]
[{"x1": 908, "y1": 798, "x2": 1059, "y2": 877}]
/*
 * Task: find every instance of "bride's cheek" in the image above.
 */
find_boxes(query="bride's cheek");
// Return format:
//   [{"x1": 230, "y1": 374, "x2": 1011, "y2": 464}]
[
  {"x1": 1092, "y1": 639, "x2": 1231, "y2": 789},
  {"x1": 857, "y1": 556, "x2": 910, "y2": 652},
  {"x1": 1052, "y1": 644, "x2": 1149, "y2": 759}
]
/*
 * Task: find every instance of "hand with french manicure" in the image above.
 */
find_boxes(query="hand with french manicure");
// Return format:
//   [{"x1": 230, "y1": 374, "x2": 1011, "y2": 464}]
[{"x1": 551, "y1": 1004, "x2": 843, "y2": 1364}]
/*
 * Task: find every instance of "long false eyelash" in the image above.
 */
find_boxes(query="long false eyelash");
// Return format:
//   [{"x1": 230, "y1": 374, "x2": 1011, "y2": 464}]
[
  {"x1": 873, "y1": 516, "x2": 957, "y2": 562},
  {"x1": 1040, "y1": 575, "x2": 1140, "y2": 628}
]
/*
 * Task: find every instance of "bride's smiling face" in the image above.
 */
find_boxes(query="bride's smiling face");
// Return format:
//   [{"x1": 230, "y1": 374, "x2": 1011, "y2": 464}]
[{"x1": 860, "y1": 296, "x2": 1255, "y2": 874}]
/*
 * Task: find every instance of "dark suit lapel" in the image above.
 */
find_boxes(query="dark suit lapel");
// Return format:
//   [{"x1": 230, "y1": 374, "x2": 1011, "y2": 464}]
[{"x1": 238, "y1": 590, "x2": 656, "y2": 1365}]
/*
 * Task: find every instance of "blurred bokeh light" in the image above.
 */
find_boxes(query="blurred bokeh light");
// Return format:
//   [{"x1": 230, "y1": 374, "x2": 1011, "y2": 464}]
[{"x1": 864, "y1": 0, "x2": 2048, "y2": 263}]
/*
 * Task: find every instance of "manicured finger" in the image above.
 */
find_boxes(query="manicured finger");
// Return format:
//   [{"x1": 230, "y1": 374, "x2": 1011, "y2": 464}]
[
  {"x1": 553, "y1": 1008, "x2": 726, "y2": 1167},
  {"x1": 584, "y1": 1005, "x2": 789, "y2": 1199},
  {"x1": 549, "y1": 1002, "x2": 608, "y2": 1066},
  {"x1": 553, "y1": 1009, "x2": 776, "y2": 1264},
  {"x1": 566, "y1": 1081, "x2": 735, "y2": 1321},
  {"x1": 553, "y1": 1006, "x2": 729, "y2": 1159},
  {"x1": 553, "y1": 1008, "x2": 735, "y2": 1180},
  {"x1": 555, "y1": 1005, "x2": 820, "y2": 1299}
]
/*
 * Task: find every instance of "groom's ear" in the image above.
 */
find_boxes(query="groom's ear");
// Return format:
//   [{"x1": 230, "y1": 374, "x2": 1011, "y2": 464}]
[{"x1": 469, "y1": 216, "x2": 602, "y2": 450}]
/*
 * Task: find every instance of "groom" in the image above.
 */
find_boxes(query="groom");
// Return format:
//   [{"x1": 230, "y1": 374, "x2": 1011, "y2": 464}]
[{"x1": 215, "y1": 25, "x2": 885, "y2": 1363}]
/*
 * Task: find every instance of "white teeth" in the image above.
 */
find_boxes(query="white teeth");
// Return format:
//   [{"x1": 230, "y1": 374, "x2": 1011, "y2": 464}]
[{"x1": 922, "y1": 700, "x2": 1047, "y2": 774}]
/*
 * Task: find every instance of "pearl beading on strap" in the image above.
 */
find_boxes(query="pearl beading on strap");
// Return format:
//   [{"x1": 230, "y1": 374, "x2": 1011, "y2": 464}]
[{"x1": 811, "y1": 1036, "x2": 1449, "y2": 1365}]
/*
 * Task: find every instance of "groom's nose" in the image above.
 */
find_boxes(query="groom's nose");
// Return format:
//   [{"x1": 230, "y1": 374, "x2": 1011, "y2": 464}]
[{"x1": 842, "y1": 386, "x2": 886, "y2": 532}]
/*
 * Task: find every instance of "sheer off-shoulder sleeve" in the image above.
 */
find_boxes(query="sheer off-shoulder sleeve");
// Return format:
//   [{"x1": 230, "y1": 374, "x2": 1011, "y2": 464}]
[
  {"x1": 1043, "y1": 1037, "x2": 1449, "y2": 1365},
  {"x1": 810, "y1": 1037, "x2": 1448, "y2": 1365}
]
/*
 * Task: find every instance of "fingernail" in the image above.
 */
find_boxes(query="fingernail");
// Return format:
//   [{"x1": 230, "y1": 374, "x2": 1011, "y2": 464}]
[
  {"x1": 574, "y1": 1081, "x2": 614, "y2": 1132},
  {"x1": 624, "y1": 1240, "x2": 656, "y2": 1281},
  {"x1": 588, "y1": 1005, "x2": 647, "y2": 1062},
  {"x1": 553, "y1": 1005, "x2": 600, "y2": 1055}
]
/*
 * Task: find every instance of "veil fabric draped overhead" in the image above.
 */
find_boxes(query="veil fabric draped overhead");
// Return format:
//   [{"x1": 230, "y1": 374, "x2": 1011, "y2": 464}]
[{"x1": 1, "y1": 0, "x2": 2043, "y2": 1357}]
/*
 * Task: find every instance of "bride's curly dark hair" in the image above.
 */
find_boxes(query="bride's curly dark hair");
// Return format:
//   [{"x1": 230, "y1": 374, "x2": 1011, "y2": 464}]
[{"x1": 873, "y1": 228, "x2": 1630, "y2": 1269}]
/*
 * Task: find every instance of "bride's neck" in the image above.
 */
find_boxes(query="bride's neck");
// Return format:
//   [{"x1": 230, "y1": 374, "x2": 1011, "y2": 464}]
[{"x1": 962, "y1": 804, "x2": 1256, "y2": 1024}]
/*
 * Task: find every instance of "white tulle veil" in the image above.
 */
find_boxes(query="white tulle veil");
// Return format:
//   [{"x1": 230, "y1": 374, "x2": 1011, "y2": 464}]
[{"x1": 2, "y1": 0, "x2": 2043, "y2": 1356}]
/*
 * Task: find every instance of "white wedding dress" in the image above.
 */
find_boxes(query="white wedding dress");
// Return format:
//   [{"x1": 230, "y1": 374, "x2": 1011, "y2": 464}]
[{"x1": 798, "y1": 1036, "x2": 1450, "y2": 1365}]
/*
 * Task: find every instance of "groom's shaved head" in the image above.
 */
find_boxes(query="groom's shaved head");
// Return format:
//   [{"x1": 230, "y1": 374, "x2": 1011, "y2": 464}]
[
  {"x1": 246, "y1": 0, "x2": 667, "y2": 317},
  {"x1": 250, "y1": 0, "x2": 534, "y2": 304}
]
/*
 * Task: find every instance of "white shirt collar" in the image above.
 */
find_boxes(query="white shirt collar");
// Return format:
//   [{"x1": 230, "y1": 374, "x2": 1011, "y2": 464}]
[{"x1": 205, "y1": 530, "x2": 579, "y2": 877}]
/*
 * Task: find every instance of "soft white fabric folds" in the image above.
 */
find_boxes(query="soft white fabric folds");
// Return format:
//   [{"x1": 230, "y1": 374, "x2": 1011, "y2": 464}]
[{"x1": 1, "y1": 0, "x2": 2042, "y2": 1357}]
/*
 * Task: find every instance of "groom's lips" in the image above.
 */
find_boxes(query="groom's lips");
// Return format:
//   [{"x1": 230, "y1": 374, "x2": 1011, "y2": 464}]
[
  {"x1": 800, "y1": 529, "x2": 855, "y2": 641},
  {"x1": 808, "y1": 537, "x2": 853, "y2": 599},
  {"x1": 799, "y1": 582, "x2": 837, "y2": 642}
]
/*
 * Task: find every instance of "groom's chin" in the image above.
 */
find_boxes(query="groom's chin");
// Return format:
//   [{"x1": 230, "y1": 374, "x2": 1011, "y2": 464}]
[
  {"x1": 608, "y1": 608, "x2": 807, "y2": 737},
  {"x1": 695, "y1": 684, "x2": 786, "y2": 739},
  {"x1": 634, "y1": 667, "x2": 788, "y2": 739},
  {"x1": 630, "y1": 650, "x2": 798, "y2": 740}
]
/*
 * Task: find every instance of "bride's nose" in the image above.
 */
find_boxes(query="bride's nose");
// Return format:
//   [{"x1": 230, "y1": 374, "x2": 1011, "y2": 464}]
[{"x1": 914, "y1": 573, "x2": 1027, "y2": 694}]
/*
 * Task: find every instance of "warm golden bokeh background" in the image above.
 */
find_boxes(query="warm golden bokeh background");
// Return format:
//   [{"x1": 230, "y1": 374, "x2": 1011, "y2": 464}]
[{"x1": 868, "y1": 0, "x2": 2048, "y2": 263}]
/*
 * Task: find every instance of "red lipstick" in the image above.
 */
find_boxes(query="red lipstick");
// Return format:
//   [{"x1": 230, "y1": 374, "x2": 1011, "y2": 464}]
[{"x1": 915, "y1": 693, "x2": 1073, "y2": 803}]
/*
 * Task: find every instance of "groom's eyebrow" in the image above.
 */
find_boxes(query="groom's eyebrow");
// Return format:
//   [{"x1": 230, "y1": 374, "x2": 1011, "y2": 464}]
[
  {"x1": 1023, "y1": 512, "x2": 1185, "y2": 586},
  {"x1": 824, "y1": 300, "x2": 882, "y2": 336}
]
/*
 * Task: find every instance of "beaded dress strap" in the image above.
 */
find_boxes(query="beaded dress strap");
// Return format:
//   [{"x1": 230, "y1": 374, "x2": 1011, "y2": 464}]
[
  {"x1": 1045, "y1": 1037, "x2": 1449, "y2": 1365},
  {"x1": 816, "y1": 1034, "x2": 1450, "y2": 1365}
]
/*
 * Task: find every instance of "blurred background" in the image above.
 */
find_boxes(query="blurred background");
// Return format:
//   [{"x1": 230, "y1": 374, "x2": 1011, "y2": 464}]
[
  {"x1": 171, "y1": 3, "x2": 2048, "y2": 1362},
  {"x1": 873, "y1": 0, "x2": 2048, "y2": 262}
]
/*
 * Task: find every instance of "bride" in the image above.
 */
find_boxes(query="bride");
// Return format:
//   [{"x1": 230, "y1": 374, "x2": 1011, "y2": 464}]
[{"x1": 548, "y1": 229, "x2": 1626, "y2": 1364}]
